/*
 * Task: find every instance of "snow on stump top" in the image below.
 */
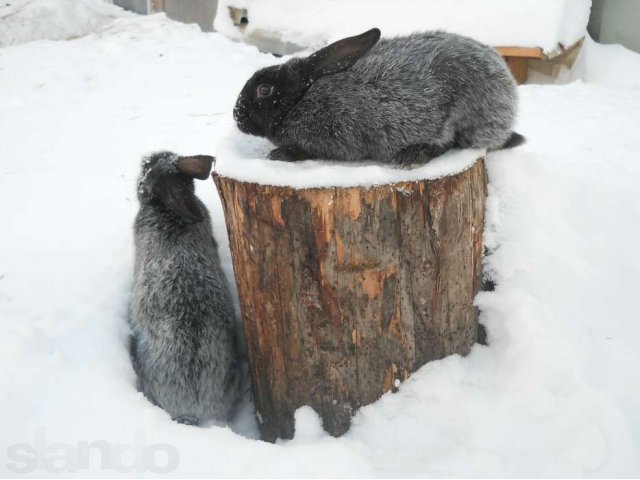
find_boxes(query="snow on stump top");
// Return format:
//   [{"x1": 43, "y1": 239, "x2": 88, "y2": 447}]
[
  {"x1": 213, "y1": 129, "x2": 488, "y2": 441},
  {"x1": 214, "y1": 128, "x2": 484, "y2": 188}
]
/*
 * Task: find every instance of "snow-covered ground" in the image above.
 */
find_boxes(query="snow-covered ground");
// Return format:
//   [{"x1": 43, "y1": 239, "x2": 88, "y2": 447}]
[{"x1": 1, "y1": 3, "x2": 640, "y2": 477}]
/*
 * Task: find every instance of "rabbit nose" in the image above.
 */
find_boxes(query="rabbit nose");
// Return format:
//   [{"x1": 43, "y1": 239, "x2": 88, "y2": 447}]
[{"x1": 234, "y1": 109, "x2": 262, "y2": 136}]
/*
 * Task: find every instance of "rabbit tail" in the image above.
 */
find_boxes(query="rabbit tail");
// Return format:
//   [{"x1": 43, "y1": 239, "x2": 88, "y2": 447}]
[{"x1": 500, "y1": 132, "x2": 526, "y2": 149}]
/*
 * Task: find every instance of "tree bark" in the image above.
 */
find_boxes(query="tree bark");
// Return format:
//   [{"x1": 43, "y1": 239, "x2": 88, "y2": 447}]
[{"x1": 213, "y1": 157, "x2": 487, "y2": 442}]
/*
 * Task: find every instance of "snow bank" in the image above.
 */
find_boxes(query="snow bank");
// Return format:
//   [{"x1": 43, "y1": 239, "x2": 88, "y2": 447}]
[
  {"x1": 0, "y1": 0, "x2": 128, "y2": 47},
  {"x1": 214, "y1": 128, "x2": 483, "y2": 188},
  {"x1": 574, "y1": 35, "x2": 640, "y2": 89},
  {"x1": 215, "y1": 0, "x2": 591, "y2": 53}
]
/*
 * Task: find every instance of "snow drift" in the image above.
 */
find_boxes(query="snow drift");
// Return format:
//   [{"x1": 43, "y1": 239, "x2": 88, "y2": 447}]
[{"x1": 0, "y1": 0, "x2": 128, "y2": 47}]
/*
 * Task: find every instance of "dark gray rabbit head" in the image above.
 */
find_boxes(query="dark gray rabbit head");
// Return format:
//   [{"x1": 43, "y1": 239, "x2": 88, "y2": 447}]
[
  {"x1": 137, "y1": 152, "x2": 214, "y2": 223},
  {"x1": 233, "y1": 28, "x2": 381, "y2": 138}
]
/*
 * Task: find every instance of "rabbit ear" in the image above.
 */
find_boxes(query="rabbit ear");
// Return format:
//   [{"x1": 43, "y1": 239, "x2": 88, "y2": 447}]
[
  {"x1": 157, "y1": 177, "x2": 204, "y2": 223},
  {"x1": 176, "y1": 155, "x2": 214, "y2": 180},
  {"x1": 304, "y1": 28, "x2": 381, "y2": 80}
]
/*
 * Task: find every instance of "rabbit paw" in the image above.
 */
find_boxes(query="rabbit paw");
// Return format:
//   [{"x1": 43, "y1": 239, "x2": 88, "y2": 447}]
[
  {"x1": 174, "y1": 415, "x2": 200, "y2": 426},
  {"x1": 268, "y1": 146, "x2": 314, "y2": 162},
  {"x1": 393, "y1": 143, "x2": 453, "y2": 167}
]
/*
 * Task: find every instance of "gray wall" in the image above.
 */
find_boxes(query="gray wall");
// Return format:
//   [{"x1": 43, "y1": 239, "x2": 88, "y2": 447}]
[
  {"x1": 113, "y1": 0, "x2": 148, "y2": 15},
  {"x1": 112, "y1": 0, "x2": 218, "y2": 33},
  {"x1": 588, "y1": 0, "x2": 640, "y2": 53},
  {"x1": 164, "y1": 0, "x2": 217, "y2": 32}
]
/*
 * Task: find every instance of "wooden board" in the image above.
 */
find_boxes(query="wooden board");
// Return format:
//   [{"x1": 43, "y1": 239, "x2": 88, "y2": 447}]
[{"x1": 496, "y1": 46, "x2": 545, "y2": 59}]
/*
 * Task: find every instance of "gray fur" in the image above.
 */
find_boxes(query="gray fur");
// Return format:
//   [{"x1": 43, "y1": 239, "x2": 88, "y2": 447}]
[
  {"x1": 234, "y1": 29, "x2": 522, "y2": 164},
  {"x1": 130, "y1": 151, "x2": 241, "y2": 425}
]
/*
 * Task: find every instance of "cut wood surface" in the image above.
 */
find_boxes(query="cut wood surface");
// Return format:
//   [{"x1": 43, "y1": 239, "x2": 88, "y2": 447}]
[
  {"x1": 214, "y1": 157, "x2": 488, "y2": 441},
  {"x1": 495, "y1": 46, "x2": 545, "y2": 59}
]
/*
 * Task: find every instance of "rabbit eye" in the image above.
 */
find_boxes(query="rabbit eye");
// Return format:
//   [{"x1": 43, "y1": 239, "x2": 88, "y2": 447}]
[{"x1": 257, "y1": 84, "x2": 274, "y2": 98}]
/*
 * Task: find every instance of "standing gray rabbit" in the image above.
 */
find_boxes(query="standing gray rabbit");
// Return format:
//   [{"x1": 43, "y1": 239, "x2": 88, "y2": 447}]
[
  {"x1": 234, "y1": 28, "x2": 524, "y2": 165},
  {"x1": 130, "y1": 151, "x2": 241, "y2": 426}
]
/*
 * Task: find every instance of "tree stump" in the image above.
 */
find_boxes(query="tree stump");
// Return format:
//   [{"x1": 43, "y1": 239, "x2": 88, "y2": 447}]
[{"x1": 213, "y1": 156, "x2": 487, "y2": 442}]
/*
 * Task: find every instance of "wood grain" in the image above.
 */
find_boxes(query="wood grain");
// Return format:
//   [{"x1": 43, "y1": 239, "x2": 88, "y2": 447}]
[{"x1": 214, "y1": 157, "x2": 488, "y2": 441}]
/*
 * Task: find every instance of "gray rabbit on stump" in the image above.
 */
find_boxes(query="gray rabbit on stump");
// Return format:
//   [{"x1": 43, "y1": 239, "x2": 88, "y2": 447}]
[
  {"x1": 130, "y1": 152, "x2": 241, "y2": 426},
  {"x1": 234, "y1": 28, "x2": 524, "y2": 164}
]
